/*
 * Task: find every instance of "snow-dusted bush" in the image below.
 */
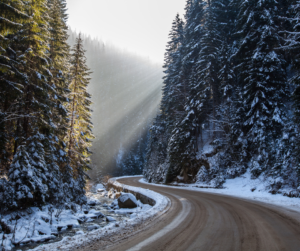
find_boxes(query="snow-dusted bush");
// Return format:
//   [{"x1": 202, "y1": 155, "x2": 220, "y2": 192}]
[{"x1": 0, "y1": 178, "x2": 16, "y2": 212}]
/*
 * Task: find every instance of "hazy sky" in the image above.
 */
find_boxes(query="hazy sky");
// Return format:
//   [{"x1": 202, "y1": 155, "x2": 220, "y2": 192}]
[{"x1": 66, "y1": 0, "x2": 186, "y2": 63}]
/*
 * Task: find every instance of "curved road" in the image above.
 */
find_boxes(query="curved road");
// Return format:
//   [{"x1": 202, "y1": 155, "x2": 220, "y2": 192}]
[{"x1": 85, "y1": 177, "x2": 300, "y2": 251}]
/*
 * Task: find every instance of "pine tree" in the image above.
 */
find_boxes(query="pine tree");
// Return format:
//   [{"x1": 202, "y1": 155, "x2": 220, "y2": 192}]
[
  {"x1": 168, "y1": 68, "x2": 209, "y2": 183},
  {"x1": 195, "y1": 0, "x2": 224, "y2": 137},
  {"x1": 0, "y1": 0, "x2": 29, "y2": 168},
  {"x1": 0, "y1": 0, "x2": 28, "y2": 76},
  {"x1": 168, "y1": 0, "x2": 230, "y2": 184},
  {"x1": 144, "y1": 15, "x2": 185, "y2": 183},
  {"x1": 47, "y1": 0, "x2": 70, "y2": 141},
  {"x1": 7, "y1": 0, "x2": 56, "y2": 150},
  {"x1": 213, "y1": 0, "x2": 240, "y2": 178},
  {"x1": 0, "y1": 0, "x2": 97, "y2": 210},
  {"x1": 42, "y1": 133, "x2": 64, "y2": 204},
  {"x1": 67, "y1": 34, "x2": 94, "y2": 203},
  {"x1": 0, "y1": 176, "x2": 16, "y2": 211},
  {"x1": 8, "y1": 145, "x2": 37, "y2": 208},
  {"x1": 162, "y1": 14, "x2": 185, "y2": 132},
  {"x1": 166, "y1": 2, "x2": 206, "y2": 183},
  {"x1": 7, "y1": 132, "x2": 59, "y2": 208},
  {"x1": 1, "y1": 0, "x2": 72, "y2": 208},
  {"x1": 283, "y1": 0, "x2": 300, "y2": 190},
  {"x1": 144, "y1": 115, "x2": 169, "y2": 183},
  {"x1": 144, "y1": 0, "x2": 300, "y2": 194},
  {"x1": 224, "y1": 86, "x2": 248, "y2": 177},
  {"x1": 47, "y1": 0, "x2": 72, "y2": 203},
  {"x1": 25, "y1": 133, "x2": 50, "y2": 204},
  {"x1": 234, "y1": 0, "x2": 289, "y2": 178}
]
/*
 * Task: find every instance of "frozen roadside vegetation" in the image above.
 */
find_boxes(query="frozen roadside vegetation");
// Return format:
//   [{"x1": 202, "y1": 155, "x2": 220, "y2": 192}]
[
  {"x1": 10, "y1": 177, "x2": 168, "y2": 251},
  {"x1": 0, "y1": 182, "x2": 120, "y2": 251},
  {"x1": 140, "y1": 170, "x2": 300, "y2": 213},
  {"x1": 0, "y1": 180, "x2": 155, "y2": 251},
  {"x1": 0, "y1": 201, "x2": 102, "y2": 251}
]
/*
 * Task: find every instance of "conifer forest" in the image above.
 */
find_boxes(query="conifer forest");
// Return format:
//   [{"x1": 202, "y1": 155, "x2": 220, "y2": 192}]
[
  {"x1": 67, "y1": 31, "x2": 163, "y2": 179},
  {"x1": 0, "y1": 0, "x2": 164, "y2": 214},
  {"x1": 1, "y1": 0, "x2": 300, "y2": 220},
  {"x1": 2, "y1": 0, "x2": 300, "y2": 250},
  {"x1": 0, "y1": 0, "x2": 95, "y2": 210},
  {"x1": 144, "y1": 0, "x2": 300, "y2": 197}
]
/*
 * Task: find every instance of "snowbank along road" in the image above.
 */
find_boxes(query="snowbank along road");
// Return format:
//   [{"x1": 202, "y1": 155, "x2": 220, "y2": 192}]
[{"x1": 82, "y1": 177, "x2": 300, "y2": 251}]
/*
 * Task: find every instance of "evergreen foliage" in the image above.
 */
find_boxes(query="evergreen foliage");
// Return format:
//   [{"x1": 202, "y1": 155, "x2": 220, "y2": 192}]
[
  {"x1": 145, "y1": 0, "x2": 300, "y2": 196},
  {"x1": 67, "y1": 30, "x2": 163, "y2": 179},
  {"x1": 0, "y1": 0, "x2": 93, "y2": 211},
  {"x1": 67, "y1": 34, "x2": 94, "y2": 203},
  {"x1": 234, "y1": 0, "x2": 288, "y2": 178}
]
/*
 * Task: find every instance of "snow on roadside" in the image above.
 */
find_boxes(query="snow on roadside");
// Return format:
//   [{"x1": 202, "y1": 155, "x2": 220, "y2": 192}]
[
  {"x1": 28, "y1": 177, "x2": 169, "y2": 251},
  {"x1": 140, "y1": 170, "x2": 300, "y2": 213},
  {"x1": 0, "y1": 204, "x2": 92, "y2": 251}
]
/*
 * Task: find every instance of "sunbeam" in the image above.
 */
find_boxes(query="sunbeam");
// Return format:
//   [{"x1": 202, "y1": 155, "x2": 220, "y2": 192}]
[{"x1": 68, "y1": 31, "x2": 164, "y2": 178}]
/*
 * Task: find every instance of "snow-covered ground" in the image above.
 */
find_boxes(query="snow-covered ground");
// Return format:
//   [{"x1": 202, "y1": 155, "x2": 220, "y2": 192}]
[
  {"x1": 140, "y1": 170, "x2": 300, "y2": 213},
  {"x1": 0, "y1": 186, "x2": 130, "y2": 251},
  {"x1": 1, "y1": 204, "x2": 88, "y2": 251},
  {"x1": 4, "y1": 173, "x2": 297, "y2": 251},
  {"x1": 6, "y1": 178, "x2": 168, "y2": 251}
]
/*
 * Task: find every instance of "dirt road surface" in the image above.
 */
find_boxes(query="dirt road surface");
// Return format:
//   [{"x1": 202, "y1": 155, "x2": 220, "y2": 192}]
[{"x1": 81, "y1": 177, "x2": 300, "y2": 251}]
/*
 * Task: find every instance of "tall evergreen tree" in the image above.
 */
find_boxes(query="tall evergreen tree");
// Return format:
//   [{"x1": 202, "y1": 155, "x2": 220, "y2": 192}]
[
  {"x1": 0, "y1": 0, "x2": 29, "y2": 169},
  {"x1": 234, "y1": 0, "x2": 288, "y2": 177},
  {"x1": 144, "y1": 0, "x2": 299, "y2": 196},
  {"x1": 166, "y1": 1, "x2": 206, "y2": 182},
  {"x1": 212, "y1": 0, "x2": 240, "y2": 178},
  {"x1": 67, "y1": 34, "x2": 94, "y2": 202},
  {"x1": 0, "y1": 0, "x2": 94, "y2": 210},
  {"x1": 168, "y1": 0, "x2": 231, "y2": 184},
  {"x1": 47, "y1": 0, "x2": 70, "y2": 141},
  {"x1": 46, "y1": 0, "x2": 72, "y2": 203},
  {"x1": 283, "y1": 0, "x2": 300, "y2": 190},
  {"x1": 5, "y1": 0, "x2": 63, "y2": 207},
  {"x1": 144, "y1": 15, "x2": 185, "y2": 183},
  {"x1": 162, "y1": 14, "x2": 185, "y2": 131}
]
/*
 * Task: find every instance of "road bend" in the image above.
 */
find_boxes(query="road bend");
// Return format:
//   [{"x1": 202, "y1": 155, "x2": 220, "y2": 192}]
[{"x1": 84, "y1": 177, "x2": 300, "y2": 251}]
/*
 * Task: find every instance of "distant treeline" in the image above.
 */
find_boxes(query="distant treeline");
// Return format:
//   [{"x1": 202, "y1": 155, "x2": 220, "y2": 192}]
[{"x1": 67, "y1": 30, "x2": 163, "y2": 180}]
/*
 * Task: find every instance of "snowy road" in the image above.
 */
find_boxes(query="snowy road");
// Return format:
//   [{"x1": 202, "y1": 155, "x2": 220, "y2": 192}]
[{"x1": 82, "y1": 177, "x2": 300, "y2": 251}]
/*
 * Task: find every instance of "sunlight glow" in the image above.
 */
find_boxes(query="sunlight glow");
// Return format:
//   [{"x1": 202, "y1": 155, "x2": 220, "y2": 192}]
[{"x1": 66, "y1": 0, "x2": 186, "y2": 63}]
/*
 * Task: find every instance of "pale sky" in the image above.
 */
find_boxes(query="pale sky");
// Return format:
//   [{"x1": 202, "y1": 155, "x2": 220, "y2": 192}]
[{"x1": 66, "y1": 0, "x2": 186, "y2": 63}]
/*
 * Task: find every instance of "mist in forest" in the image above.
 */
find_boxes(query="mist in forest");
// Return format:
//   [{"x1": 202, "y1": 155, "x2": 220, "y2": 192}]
[{"x1": 68, "y1": 29, "x2": 163, "y2": 181}]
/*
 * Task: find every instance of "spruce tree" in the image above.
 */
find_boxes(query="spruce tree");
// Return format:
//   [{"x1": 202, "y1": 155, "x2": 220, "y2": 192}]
[
  {"x1": 47, "y1": 0, "x2": 72, "y2": 203},
  {"x1": 8, "y1": 144, "x2": 40, "y2": 208},
  {"x1": 283, "y1": 0, "x2": 300, "y2": 190},
  {"x1": 168, "y1": 0, "x2": 229, "y2": 184},
  {"x1": 162, "y1": 14, "x2": 185, "y2": 129},
  {"x1": 144, "y1": 15, "x2": 185, "y2": 183},
  {"x1": 7, "y1": 0, "x2": 55, "y2": 147},
  {"x1": 143, "y1": 115, "x2": 168, "y2": 183},
  {"x1": 8, "y1": 133, "x2": 54, "y2": 208},
  {"x1": 67, "y1": 34, "x2": 94, "y2": 203},
  {"x1": 0, "y1": 0, "x2": 29, "y2": 168},
  {"x1": 4, "y1": 0, "x2": 66, "y2": 207},
  {"x1": 166, "y1": 2, "x2": 206, "y2": 182},
  {"x1": 195, "y1": 0, "x2": 224, "y2": 137},
  {"x1": 47, "y1": 0, "x2": 70, "y2": 140},
  {"x1": 234, "y1": 0, "x2": 288, "y2": 178},
  {"x1": 0, "y1": 0, "x2": 96, "y2": 210},
  {"x1": 213, "y1": 0, "x2": 240, "y2": 178}
]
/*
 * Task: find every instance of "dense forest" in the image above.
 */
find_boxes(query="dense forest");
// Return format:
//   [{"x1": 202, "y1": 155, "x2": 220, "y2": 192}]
[
  {"x1": 68, "y1": 30, "x2": 163, "y2": 180},
  {"x1": 144, "y1": 0, "x2": 300, "y2": 197},
  {"x1": 0, "y1": 0, "x2": 94, "y2": 210},
  {"x1": 0, "y1": 0, "x2": 163, "y2": 211}
]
